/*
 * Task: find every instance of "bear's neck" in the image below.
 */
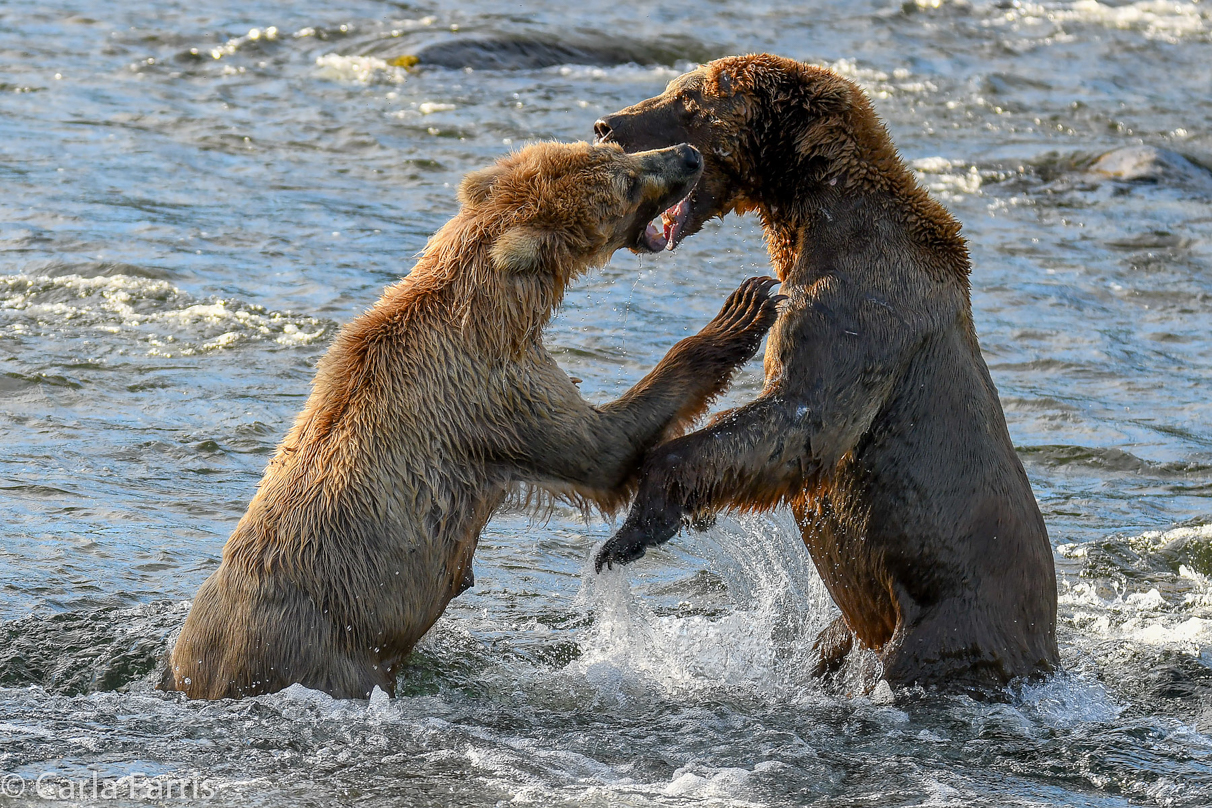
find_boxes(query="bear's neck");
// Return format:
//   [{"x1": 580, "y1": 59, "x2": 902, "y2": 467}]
[
  {"x1": 744, "y1": 122, "x2": 970, "y2": 289},
  {"x1": 408, "y1": 223, "x2": 569, "y2": 356}
]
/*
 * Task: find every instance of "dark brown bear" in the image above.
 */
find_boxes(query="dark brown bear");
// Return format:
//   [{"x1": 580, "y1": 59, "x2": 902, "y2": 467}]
[
  {"x1": 593, "y1": 55, "x2": 1059, "y2": 694},
  {"x1": 162, "y1": 141, "x2": 781, "y2": 700}
]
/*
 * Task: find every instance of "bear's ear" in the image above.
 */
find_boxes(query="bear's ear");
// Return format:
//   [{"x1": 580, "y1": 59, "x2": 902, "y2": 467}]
[
  {"x1": 715, "y1": 70, "x2": 734, "y2": 97},
  {"x1": 796, "y1": 78, "x2": 849, "y2": 119},
  {"x1": 458, "y1": 164, "x2": 507, "y2": 207},
  {"x1": 490, "y1": 227, "x2": 549, "y2": 274}
]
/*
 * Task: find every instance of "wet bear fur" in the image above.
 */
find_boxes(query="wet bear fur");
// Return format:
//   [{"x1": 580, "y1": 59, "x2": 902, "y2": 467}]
[
  {"x1": 593, "y1": 55, "x2": 1060, "y2": 694},
  {"x1": 162, "y1": 141, "x2": 780, "y2": 699}
]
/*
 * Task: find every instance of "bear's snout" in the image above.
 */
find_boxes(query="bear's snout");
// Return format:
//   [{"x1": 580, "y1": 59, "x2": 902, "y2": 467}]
[
  {"x1": 638, "y1": 143, "x2": 703, "y2": 187},
  {"x1": 674, "y1": 143, "x2": 702, "y2": 172},
  {"x1": 594, "y1": 101, "x2": 686, "y2": 154}
]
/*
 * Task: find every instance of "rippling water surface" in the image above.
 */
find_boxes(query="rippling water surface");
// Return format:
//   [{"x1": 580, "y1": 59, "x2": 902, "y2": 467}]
[{"x1": 2, "y1": 1, "x2": 1211, "y2": 805}]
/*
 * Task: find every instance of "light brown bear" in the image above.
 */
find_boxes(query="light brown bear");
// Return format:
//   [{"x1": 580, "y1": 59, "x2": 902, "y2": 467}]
[
  {"x1": 593, "y1": 55, "x2": 1059, "y2": 694},
  {"x1": 161, "y1": 141, "x2": 781, "y2": 700}
]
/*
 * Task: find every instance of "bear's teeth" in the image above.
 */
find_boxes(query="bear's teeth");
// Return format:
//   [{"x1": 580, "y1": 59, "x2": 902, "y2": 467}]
[
  {"x1": 661, "y1": 196, "x2": 692, "y2": 250},
  {"x1": 660, "y1": 207, "x2": 678, "y2": 240},
  {"x1": 642, "y1": 219, "x2": 668, "y2": 251}
]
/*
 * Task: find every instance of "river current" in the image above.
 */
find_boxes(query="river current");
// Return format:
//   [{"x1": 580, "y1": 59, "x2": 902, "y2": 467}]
[{"x1": 1, "y1": 1, "x2": 1211, "y2": 805}]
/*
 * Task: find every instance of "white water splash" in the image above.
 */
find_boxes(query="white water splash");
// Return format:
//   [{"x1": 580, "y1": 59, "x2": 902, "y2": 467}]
[
  {"x1": 984, "y1": 0, "x2": 1210, "y2": 43},
  {"x1": 200, "y1": 25, "x2": 280, "y2": 61},
  {"x1": 315, "y1": 54, "x2": 408, "y2": 85},
  {"x1": 0, "y1": 273, "x2": 330, "y2": 355},
  {"x1": 821, "y1": 58, "x2": 940, "y2": 100},
  {"x1": 1017, "y1": 670, "x2": 1124, "y2": 727},
  {"x1": 572, "y1": 511, "x2": 834, "y2": 703},
  {"x1": 911, "y1": 156, "x2": 985, "y2": 201},
  {"x1": 1059, "y1": 523, "x2": 1212, "y2": 658}
]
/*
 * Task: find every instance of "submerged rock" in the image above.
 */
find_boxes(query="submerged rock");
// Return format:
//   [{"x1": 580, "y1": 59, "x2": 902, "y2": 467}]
[
  {"x1": 1012, "y1": 145, "x2": 1212, "y2": 197},
  {"x1": 408, "y1": 34, "x2": 711, "y2": 71},
  {"x1": 1087, "y1": 145, "x2": 1212, "y2": 188}
]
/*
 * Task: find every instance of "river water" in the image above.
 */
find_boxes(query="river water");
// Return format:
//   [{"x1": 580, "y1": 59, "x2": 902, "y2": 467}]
[{"x1": 1, "y1": 0, "x2": 1211, "y2": 805}]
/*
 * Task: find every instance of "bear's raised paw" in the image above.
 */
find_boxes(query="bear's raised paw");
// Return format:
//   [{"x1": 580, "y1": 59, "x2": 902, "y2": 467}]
[{"x1": 696, "y1": 276, "x2": 784, "y2": 367}]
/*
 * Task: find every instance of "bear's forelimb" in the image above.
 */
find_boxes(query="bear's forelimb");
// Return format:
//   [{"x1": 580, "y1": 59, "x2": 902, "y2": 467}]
[
  {"x1": 502, "y1": 277, "x2": 782, "y2": 513},
  {"x1": 594, "y1": 394, "x2": 814, "y2": 572}
]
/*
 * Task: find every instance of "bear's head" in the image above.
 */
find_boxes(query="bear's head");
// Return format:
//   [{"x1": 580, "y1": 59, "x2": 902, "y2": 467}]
[
  {"x1": 457, "y1": 141, "x2": 703, "y2": 280},
  {"x1": 593, "y1": 54, "x2": 895, "y2": 250}
]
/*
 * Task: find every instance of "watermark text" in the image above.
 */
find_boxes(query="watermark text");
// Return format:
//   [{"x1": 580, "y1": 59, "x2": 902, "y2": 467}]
[{"x1": 1, "y1": 772, "x2": 217, "y2": 800}]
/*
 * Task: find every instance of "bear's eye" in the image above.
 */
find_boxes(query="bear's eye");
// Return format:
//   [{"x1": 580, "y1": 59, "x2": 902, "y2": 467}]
[
  {"x1": 676, "y1": 92, "x2": 697, "y2": 119},
  {"x1": 626, "y1": 174, "x2": 642, "y2": 198}
]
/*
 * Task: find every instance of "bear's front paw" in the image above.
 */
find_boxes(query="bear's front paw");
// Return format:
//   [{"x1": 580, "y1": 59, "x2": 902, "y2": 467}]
[
  {"x1": 596, "y1": 478, "x2": 686, "y2": 573},
  {"x1": 701, "y1": 276, "x2": 785, "y2": 365},
  {"x1": 594, "y1": 527, "x2": 653, "y2": 573}
]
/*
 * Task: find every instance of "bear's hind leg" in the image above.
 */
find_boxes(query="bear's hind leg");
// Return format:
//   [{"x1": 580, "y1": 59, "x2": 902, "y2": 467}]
[
  {"x1": 296, "y1": 650, "x2": 398, "y2": 700},
  {"x1": 878, "y1": 602, "x2": 1017, "y2": 696}
]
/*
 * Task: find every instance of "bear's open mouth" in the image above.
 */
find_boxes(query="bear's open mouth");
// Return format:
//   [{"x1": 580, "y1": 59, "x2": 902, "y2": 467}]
[{"x1": 637, "y1": 193, "x2": 694, "y2": 252}]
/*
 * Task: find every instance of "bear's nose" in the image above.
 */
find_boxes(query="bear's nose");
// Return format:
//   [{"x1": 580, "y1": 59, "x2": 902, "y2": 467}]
[
  {"x1": 594, "y1": 117, "x2": 616, "y2": 143},
  {"x1": 675, "y1": 144, "x2": 703, "y2": 171}
]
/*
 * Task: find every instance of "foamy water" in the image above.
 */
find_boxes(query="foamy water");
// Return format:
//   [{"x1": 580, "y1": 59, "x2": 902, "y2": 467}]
[{"x1": 1, "y1": 273, "x2": 331, "y2": 356}]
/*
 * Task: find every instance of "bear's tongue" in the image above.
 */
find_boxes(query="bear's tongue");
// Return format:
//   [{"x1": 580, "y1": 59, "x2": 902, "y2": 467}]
[
  {"x1": 639, "y1": 194, "x2": 693, "y2": 253},
  {"x1": 640, "y1": 219, "x2": 668, "y2": 252},
  {"x1": 661, "y1": 196, "x2": 692, "y2": 251}
]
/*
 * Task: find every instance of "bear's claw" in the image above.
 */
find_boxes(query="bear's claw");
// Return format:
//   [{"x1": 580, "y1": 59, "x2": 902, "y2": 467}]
[
  {"x1": 594, "y1": 498, "x2": 684, "y2": 573},
  {"x1": 594, "y1": 526, "x2": 651, "y2": 572},
  {"x1": 700, "y1": 276, "x2": 782, "y2": 365}
]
